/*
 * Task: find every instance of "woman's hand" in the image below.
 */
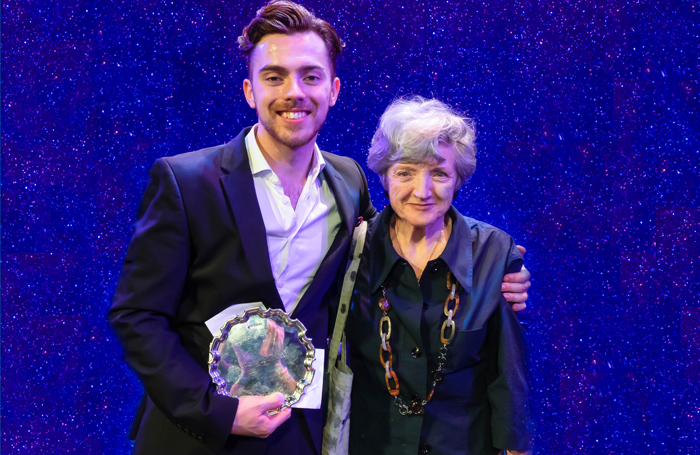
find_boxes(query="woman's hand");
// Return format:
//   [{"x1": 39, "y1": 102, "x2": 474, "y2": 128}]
[
  {"x1": 506, "y1": 450, "x2": 532, "y2": 455},
  {"x1": 502, "y1": 245, "x2": 531, "y2": 311}
]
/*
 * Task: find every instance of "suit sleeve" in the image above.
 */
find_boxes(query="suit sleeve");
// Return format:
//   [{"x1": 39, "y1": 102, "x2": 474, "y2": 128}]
[
  {"x1": 485, "y1": 234, "x2": 531, "y2": 450},
  {"x1": 353, "y1": 159, "x2": 377, "y2": 223},
  {"x1": 505, "y1": 236, "x2": 524, "y2": 275},
  {"x1": 108, "y1": 158, "x2": 237, "y2": 453}
]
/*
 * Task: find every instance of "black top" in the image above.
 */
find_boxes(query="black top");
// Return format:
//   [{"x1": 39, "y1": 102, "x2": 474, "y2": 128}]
[{"x1": 347, "y1": 206, "x2": 531, "y2": 455}]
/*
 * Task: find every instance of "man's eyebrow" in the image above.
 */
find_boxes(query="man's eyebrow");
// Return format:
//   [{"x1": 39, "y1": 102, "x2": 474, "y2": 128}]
[
  {"x1": 258, "y1": 65, "x2": 289, "y2": 75},
  {"x1": 298, "y1": 64, "x2": 325, "y2": 73},
  {"x1": 258, "y1": 64, "x2": 326, "y2": 75}
]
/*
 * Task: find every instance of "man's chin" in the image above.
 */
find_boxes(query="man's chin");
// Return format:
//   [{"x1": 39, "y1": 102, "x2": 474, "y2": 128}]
[
  {"x1": 278, "y1": 135, "x2": 316, "y2": 150},
  {"x1": 269, "y1": 126, "x2": 320, "y2": 150},
  {"x1": 258, "y1": 110, "x2": 326, "y2": 150}
]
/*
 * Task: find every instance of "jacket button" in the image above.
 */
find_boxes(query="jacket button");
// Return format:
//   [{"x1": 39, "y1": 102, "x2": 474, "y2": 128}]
[
  {"x1": 411, "y1": 347, "x2": 422, "y2": 358},
  {"x1": 420, "y1": 442, "x2": 430, "y2": 453},
  {"x1": 422, "y1": 302, "x2": 429, "y2": 312}
]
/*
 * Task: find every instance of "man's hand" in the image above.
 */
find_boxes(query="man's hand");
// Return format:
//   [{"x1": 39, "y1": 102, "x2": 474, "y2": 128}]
[
  {"x1": 502, "y1": 245, "x2": 531, "y2": 312},
  {"x1": 230, "y1": 393, "x2": 291, "y2": 438}
]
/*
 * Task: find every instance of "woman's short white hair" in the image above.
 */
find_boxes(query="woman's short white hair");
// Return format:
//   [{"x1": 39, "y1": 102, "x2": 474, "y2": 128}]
[{"x1": 367, "y1": 96, "x2": 477, "y2": 189}]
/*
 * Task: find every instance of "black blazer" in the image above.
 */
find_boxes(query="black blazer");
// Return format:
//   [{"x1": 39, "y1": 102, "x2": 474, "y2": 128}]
[{"x1": 109, "y1": 127, "x2": 375, "y2": 455}]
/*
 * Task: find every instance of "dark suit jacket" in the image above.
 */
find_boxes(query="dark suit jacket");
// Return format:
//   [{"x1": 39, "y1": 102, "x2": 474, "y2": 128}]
[{"x1": 109, "y1": 127, "x2": 375, "y2": 455}]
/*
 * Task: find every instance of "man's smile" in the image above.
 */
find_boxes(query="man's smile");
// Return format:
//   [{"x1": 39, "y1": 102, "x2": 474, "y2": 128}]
[{"x1": 278, "y1": 111, "x2": 310, "y2": 120}]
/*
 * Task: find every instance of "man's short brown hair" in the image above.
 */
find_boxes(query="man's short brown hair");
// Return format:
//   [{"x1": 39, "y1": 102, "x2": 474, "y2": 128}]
[{"x1": 238, "y1": 1, "x2": 344, "y2": 77}]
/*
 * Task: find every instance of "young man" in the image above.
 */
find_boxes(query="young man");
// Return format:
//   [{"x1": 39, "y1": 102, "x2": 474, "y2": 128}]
[{"x1": 109, "y1": 2, "x2": 531, "y2": 454}]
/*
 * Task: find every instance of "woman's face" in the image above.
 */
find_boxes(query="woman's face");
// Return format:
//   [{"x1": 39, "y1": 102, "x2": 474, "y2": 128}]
[{"x1": 386, "y1": 143, "x2": 458, "y2": 229}]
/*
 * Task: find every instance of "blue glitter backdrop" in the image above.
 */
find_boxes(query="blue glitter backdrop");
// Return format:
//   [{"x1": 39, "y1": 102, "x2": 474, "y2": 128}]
[{"x1": 2, "y1": 0, "x2": 699, "y2": 453}]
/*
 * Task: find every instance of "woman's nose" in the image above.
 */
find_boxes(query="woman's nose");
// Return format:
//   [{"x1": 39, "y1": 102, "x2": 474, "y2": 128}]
[{"x1": 413, "y1": 173, "x2": 432, "y2": 198}]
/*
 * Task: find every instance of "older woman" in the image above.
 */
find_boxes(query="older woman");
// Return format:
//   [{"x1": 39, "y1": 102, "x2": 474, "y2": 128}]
[{"x1": 346, "y1": 97, "x2": 531, "y2": 455}]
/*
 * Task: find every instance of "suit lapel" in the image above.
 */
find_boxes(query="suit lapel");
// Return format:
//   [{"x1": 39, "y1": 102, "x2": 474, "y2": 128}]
[
  {"x1": 219, "y1": 128, "x2": 284, "y2": 311},
  {"x1": 292, "y1": 157, "x2": 357, "y2": 318},
  {"x1": 326, "y1": 160, "x2": 356, "y2": 237}
]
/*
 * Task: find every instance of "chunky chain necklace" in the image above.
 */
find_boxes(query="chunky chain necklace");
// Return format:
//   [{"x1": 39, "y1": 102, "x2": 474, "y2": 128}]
[{"x1": 378, "y1": 271, "x2": 460, "y2": 416}]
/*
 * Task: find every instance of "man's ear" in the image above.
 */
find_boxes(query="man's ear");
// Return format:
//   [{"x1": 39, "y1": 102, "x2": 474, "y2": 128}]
[
  {"x1": 243, "y1": 79, "x2": 256, "y2": 109},
  {"x1": 328, "y1": 77, "x2": 341, "y2": 107}
]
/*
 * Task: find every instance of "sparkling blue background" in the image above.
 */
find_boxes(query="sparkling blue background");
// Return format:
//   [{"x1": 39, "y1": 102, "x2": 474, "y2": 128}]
[{"x1": 2, "y1": 0, "x2": 699, "y2": 453}]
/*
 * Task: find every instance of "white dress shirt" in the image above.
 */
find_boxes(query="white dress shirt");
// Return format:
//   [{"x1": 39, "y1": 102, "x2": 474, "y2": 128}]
[{"x1": 245, "y1": 126, "x2": 341, "y2": 314}]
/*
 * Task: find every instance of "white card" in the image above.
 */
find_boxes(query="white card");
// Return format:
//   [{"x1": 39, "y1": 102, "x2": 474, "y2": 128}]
[
  {"x1": 205, "y1": 302, "x2": 265, "y2": 337},
  {"x1": 205, "y1": 302, "x2": 324, "y2": 409}
]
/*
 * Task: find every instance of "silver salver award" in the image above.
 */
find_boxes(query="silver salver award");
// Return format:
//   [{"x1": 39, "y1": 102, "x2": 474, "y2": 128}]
[{"x1": 208, "y1": 307, "x2": 315, "y2": 409}]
